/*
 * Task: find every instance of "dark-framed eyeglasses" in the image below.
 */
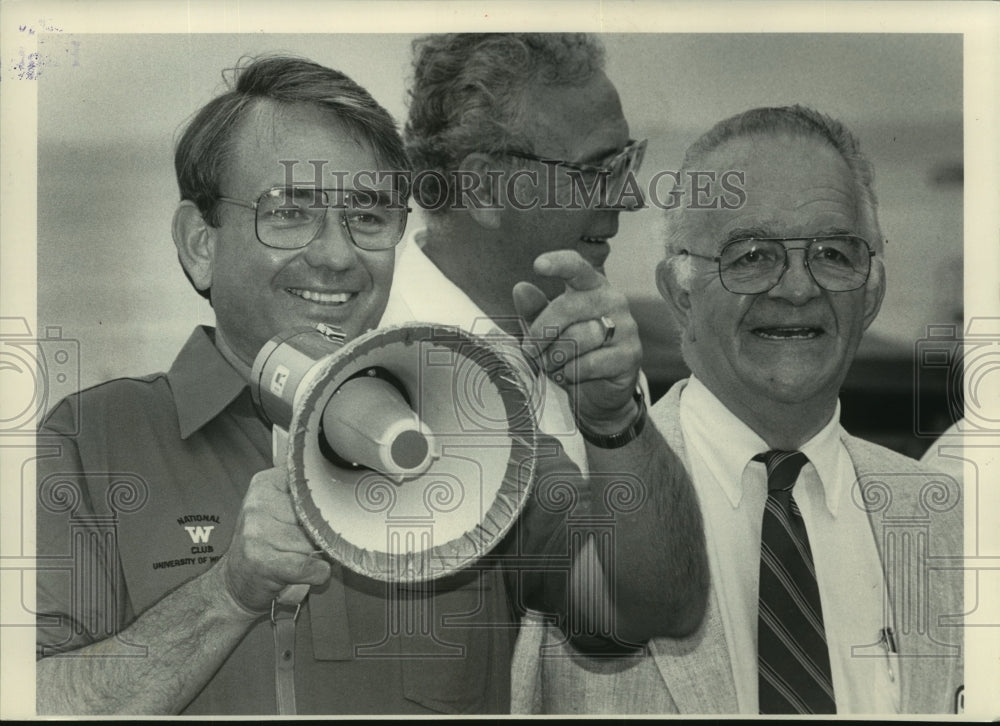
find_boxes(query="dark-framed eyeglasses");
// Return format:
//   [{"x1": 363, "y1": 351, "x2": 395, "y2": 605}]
[
  {"x1": 216, "y1": 187, "x2": 411, "y2": 251},
  {"x1": 680, "y1": 235, "x2": 877, "y2": 294},
  {"x1": 507, "y1": 138, "x2": 647, "y2": 196}
]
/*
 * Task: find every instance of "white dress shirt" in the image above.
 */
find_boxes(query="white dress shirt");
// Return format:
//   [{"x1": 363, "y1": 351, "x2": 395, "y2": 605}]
[
  {"x1": 379, "y1": 227, "x2": 589, "y2": 474},
  {"x1": 679, "y1": 376, "x2": 901, "y2": 714}
]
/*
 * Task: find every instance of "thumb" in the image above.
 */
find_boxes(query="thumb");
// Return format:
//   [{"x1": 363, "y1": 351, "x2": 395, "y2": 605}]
[
  {"x1": 512, "y1": 281, "x2": 550, "y2": 325},
  {"x1": 252, "y1": 466, "x2": 290, "y2": 494}
]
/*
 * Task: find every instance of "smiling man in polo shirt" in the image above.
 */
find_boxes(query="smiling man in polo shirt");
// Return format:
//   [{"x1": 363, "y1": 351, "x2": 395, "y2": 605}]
[{"x1": 33, "y1": 55, "x2": 434, "y2": 715}]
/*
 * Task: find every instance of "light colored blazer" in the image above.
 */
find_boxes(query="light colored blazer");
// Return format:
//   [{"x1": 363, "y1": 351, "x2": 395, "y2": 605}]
[{"x1": 511, "y1": 380, "x2": 964, "y2": 715}]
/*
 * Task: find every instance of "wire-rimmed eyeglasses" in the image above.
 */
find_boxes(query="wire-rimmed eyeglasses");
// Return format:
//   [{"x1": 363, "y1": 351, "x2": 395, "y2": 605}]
[
  {"x1": 507, "y1": 138, "x2": 647, "y2": 199},
  {"x1": 680, "y1": 235, "x2": 877, "y2": 294},
  {"x1": 217, "y1": 187, "x2": 410, "y2": 251}
]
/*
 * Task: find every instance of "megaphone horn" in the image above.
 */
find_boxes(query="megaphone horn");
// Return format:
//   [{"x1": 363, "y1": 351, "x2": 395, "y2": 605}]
[{"x1": 251, "y1": 322, "x2": 540, "y2": 583}]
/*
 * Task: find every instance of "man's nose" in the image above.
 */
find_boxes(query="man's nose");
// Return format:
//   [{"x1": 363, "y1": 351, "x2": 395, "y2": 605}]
[
  {"x1": 767, "y1": 248, "x2": 822, "y2": 303},
  {"x1": 301, "y1": 211, "x2": 358, "y2": 270}
]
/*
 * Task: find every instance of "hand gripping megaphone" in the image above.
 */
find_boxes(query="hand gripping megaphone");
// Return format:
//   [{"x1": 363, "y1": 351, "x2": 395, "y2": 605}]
[{"x1": 251, "y1": 322, "x2": 540, "y2": 583}]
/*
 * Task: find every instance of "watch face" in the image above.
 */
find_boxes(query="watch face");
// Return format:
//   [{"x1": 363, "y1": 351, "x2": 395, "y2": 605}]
[{"x1": 579, "y1": 388, "x2": 646, "y2": 449}]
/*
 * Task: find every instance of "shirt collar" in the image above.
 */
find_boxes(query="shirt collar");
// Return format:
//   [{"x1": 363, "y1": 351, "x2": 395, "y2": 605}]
[
  {"x1": 167, "y1": 326, "x2": 249, "y2": 439},
  {"x1": 680, "y1": 375, "x2": 846, "y2": 516},
  {"x1": 798, "y1": 402, "x2": 847, "y2": 516},
  {"x1": 380, "y1": 227, "x2": 511, "y2": 341}
]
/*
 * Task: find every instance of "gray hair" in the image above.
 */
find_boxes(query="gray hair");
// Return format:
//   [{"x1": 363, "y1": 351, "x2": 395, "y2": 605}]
[
  {"x1": 404, "y1": 33, "x2": 606, "y2": 211},
  {"x1": 662, "y1": 105, "x2": 885, "y2": 292}
]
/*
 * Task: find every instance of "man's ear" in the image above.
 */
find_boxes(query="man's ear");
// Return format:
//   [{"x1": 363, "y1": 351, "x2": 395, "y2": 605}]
[
  {"x1": 862, "y1": 262, "x2": 886, "y2": 331},
  {"x1": 458, "y1": 152, "x2": 503, "y2": 230},
  {"x1": 172, "y1": 201, "x2": 216, "y2": 294},
  {"x1": 656, "y1": 258, "x2": 693, "y2": 329}
]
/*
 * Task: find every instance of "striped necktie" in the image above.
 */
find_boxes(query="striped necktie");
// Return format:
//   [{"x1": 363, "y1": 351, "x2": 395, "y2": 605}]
[{"x1": 755, "y1": 450, "x2": 836, "y2": 714}]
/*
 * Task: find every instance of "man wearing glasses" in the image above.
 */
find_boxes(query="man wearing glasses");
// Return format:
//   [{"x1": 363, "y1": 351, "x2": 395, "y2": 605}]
[
  {"x1": 385, "y1": 34, "x2": 651, "y2": 455},
  {"x1": 515, "y1": 106, "x2": 963, "y2": 714},
  {"x1": 34, "y1": 55, "x2": 462, "y2": 715},
  {"x1": 35, "y1": 50, "x2": 706, "y2": 717},
  {"x1": 381, "y1": 32, "x2": 709, "y2": 712}
]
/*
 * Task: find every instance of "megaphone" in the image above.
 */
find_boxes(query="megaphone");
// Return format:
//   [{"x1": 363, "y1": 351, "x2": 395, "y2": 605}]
[{"x1": 251, "y1": 322, "x2": 540, "y2": 583}]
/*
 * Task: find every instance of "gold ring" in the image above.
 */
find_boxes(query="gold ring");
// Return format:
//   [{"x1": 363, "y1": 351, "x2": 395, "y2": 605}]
[{"x1": 599, "y1": 315, "x2": 616, "y2": 346}]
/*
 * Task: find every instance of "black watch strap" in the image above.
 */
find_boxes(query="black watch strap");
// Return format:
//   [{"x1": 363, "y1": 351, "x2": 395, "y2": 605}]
[{"x1": 578, "y1": 388, "x2": 647, "y2": 449}]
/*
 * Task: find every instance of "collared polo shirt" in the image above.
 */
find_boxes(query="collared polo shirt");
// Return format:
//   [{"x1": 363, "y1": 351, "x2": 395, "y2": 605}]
[{"x1": 36, "y1": 326, "x2": 516, "y2": 714}]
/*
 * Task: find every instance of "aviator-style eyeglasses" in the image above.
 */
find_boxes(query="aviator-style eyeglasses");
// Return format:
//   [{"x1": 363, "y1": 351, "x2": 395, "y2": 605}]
[
  {"x1": 217, "y1": 187, "x2": 410, "y2": 251},
  {"x1": 507, "y1": 138, "x2": 647, "y2": 198},
  {"x1": 680, "y1": 235, "x2": 877, "y2": 294}
]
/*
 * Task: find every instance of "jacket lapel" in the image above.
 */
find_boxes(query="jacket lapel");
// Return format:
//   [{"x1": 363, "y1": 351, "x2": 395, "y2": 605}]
[
  {"x1": 647, "y1": 382, "x2": 739, "y2": 713},
  {"x1": 844, "y1": 436, "x2": 963, "y2": 714},
  {"x1": 644, "y1": 385, "x2": 960, "y2": 715},
  {"x1": 649, "y1": 588, "x2": 740, "y2": 713}
]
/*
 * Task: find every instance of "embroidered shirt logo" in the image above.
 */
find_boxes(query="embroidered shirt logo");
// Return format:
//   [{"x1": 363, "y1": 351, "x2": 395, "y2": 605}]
[
  {"x1": 184, "y1": 525, "x2": 215, "y2": 543},
  {"x1": 176, "y1": 514, "x2": 222, "y2": 557},
  {"x1": 153, "y1": 514, "x2": 224, "y2": 571}
]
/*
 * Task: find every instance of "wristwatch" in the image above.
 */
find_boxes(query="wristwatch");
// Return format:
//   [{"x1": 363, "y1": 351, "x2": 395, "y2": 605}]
[{"x1": 578, "y1": 388, "x2": 647, "y2": 449}]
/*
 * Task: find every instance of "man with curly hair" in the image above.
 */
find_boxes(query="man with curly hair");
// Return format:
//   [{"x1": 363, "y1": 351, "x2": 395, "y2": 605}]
[{"x1": 382, "y1": 32, "x2": 709, "y2": 712}]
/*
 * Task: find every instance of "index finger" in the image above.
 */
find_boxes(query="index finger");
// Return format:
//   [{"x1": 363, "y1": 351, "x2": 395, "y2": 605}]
[{"x1": 534, "y1": 250, "x2": 606, "y2": 292}]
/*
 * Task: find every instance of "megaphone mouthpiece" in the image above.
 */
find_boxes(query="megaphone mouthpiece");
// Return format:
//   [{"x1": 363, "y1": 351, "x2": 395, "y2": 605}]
[
  {"x1": 390, "y1": 429, "x2": 431, "y2": 470},
  {"x1": 320, "y1": 368, "x2": 438, "y2": 481}
]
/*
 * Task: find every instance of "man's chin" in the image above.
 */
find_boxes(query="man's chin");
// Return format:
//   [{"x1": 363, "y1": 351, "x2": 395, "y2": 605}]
[
  {"x1": 316, "y1": 318, "x2": 376, "y2": 344},
  {"x1": 290, "y1": 302, "x2": 385, "y2": 343},
  {"x1": 750, "y1": 372, "x2": 842, "y2": 408}
]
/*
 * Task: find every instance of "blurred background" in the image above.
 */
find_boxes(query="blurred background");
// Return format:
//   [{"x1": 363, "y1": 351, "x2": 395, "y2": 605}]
[{"x1": 35, "y1": 32, "x2": 964, "y2": 457}]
